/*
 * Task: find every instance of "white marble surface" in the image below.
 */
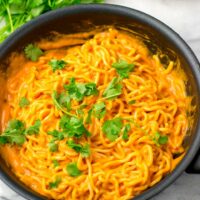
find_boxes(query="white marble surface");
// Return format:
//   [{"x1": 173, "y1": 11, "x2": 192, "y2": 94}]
[{"x1": 0, "y1": 0, "x2": 200, "y2": 200}]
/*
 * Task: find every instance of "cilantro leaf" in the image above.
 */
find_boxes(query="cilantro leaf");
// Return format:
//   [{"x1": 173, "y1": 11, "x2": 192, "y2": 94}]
[
  {"x1": 93, "y1": 102, "x2": 106, "y2": 119},
  {"x1": 48, "y1": 59, "x2": 67, "y2": 72},
  {"x1": 19, "y1": 97, "x2": 30, "y2": 108},
  {"x1": 85, "y1": 108, "x2": 93, "y2": 124},
  {"x1": 24, "y1": 44, "x2": 43, "y2": 61},
  {"x1": 60, "y1": 115, "x2": 91, "y2": 138},
  {"x1": 67, "y1": 140, "x2": 90, "y2": 157},
  {"x1": 49, "y1": 177, "x2": 61, "y2": 189},
  {"x1": 122, "y1": 123, "x2": 131, "y2": 140},
  {"x1": 102, "y1": 118, "x2": 123, "y2": 141},
  {"x1": 128, "y1": 100, "x2": 136, "y2": 105},
  {"x1": 52, "y1": 91, "x2": 74, "y2": 117},
  {"x1": 153, "y1": 132, "x2": 168, "y2": 145},
  {"x1": 49, "y1": 140, "x2": 58, "y2": 152},
  {"x1": 66, "y1": 162, "x2": 82, "y2": 177},
  {"x1": 103, "y1": 77, "x2": 122, "y2": 100},
  {"x1": 52, "y1": 159, "x2": 59, "y2": 168},
  {"x1": 112, "y1": 60, "x2": 134, "y2": 79},
  {"x1": 64, "y1": 78, "x2": 98, "y2": 101},
  {"x1": 47, "y1": 130, "x2": 64, "y2": 140},
  {"x1": 25, "y1": 119, "x2": 41, "y2": 135}
]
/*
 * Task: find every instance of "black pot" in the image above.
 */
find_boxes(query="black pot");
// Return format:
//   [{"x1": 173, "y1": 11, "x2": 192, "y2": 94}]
[{"x1": 0, "y1": 4, "x2": 200, "y2": 200}]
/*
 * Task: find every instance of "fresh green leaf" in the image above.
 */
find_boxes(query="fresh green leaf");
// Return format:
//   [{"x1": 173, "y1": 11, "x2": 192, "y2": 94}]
[
  {"x1": 66, "y1": 162, "x2": 82, "y2": 177},
  {"x1": 122, "y1": 123, "x2": 131, "y2": 140},
  {"x1": 67, "y1": 140, "x2": 90, "y2": 157},
  {"x1": 60, "y1": 115, "x2": 91, "y2": 138},
  {"x1": 24, "y1": 44, "x2": 43, "y2": 61},
  {"x1": 47, "y1": 130, "x2": 64, "y2": 140},
  {"x1": 52, "y1": 159, "x2": 59, "y2": 168},
  {"x1": 112, "y1": 60, "x2": 134, "y2": 79},
  {"x1": 93, "y1": 102, "x2": 106, "y2": 119},
  {"x1": 49, "y1": 140, "x2": 58, "y2": 152},
  {"x1": 128, "y1": 100, "x2": 136, "y2": 105},
  {"x1": 49, "y1": 177, "x2": 61, "y2": 189},
  {"x1": 48, "y1": 59, "x2": 67, "y2": 72},
  {"x1": 103, "y1": 77, "x2": 122, "y2": 100},
  {"x1": 85, "y1": 108, "x2": 93, "y2": 124},
  {"x1": 19, "y1": 97, "x2": 30, "y2": 108},
  {"x1": 102, "y1": 118, "x2": 123, "y2": 141},
  {"x1": 153, "y1": 132, "x2": 168, "y2": 145},
  {"x1": 64, "y1": 78, "x2": 98, "y2": 101},
  {"x1": 52, "y1": 91, "x2": 74, "y2": 117},
  {"x1": 25, "y1": 119, "x2": 41, "y2": 135}
]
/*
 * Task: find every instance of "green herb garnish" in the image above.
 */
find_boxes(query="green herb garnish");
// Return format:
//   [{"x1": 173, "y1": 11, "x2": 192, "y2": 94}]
[
  {"x1": 122, "y1": 124, "x2": 131, "y2": 140},
  {"x1": 112, "y1": 60, "x2": 134, "y2": 79},
  {"x1": 47, "y1": 130, "x2": 64, "y2": 140},
  {"x1": 67, "y1": 140, "x2": 90, "y2": 157},
  {"x1": 49, "y1": 140, "x2": 58, "y2": 152},
  {"x1": 153, "y1": 132, "x2": 168, "y2": 145},
  {"x1": 49, "y1": 59, "x2": 67, "y2": 72},
  {"x1": 66, "y1": 162, "x2": 82, "y2": 177},
  {"x1": 85, "y1": 108, "x2": 93, "y2": 124},
  {"x1": 93, "y1": 102, "x2": 106, "y2": 119},
  {"x1": 64, "y1": 78, "x2": 98, "y2": 102},
  {"x1": 128, "y1": 100, "x2": 136, "y2": 105},
  {"x1": 25, "y1": 119, "x2": 41, "y2": 135},
  {"x1": 0, "y1": 119, "x2": 26, "y2": 145},
  {"x1": 60, "y1": 115, "x2": 91, "y2": 138},
  {"x1": 102, "y1": 117, "x2": 123, "y2": 141},
  {"x1": 24, "y1": 44, "x2": 43, "y2": 61},
  {"x1": 19, "y1": 97, "x2": 30, "y2": 108},
  {"x1": 49, "y1": 177, "x2": 61, "y2": 189},
  {"x1": 52, "y1": 159, "x2": 59, "y2": 168},
  {"x1": 103, "y1": 77, "x2": 122, "y2": 100}
]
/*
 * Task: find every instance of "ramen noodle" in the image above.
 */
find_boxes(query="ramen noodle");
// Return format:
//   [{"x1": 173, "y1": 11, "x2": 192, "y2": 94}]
[{"x1": 0, "y1": 28, "x2": 190, "y2": 200}]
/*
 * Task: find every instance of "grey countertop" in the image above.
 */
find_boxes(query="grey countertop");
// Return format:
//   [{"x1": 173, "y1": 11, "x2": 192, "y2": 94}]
[{"x1": 1, "y1": 0, "x2": 200, "y2": 199}]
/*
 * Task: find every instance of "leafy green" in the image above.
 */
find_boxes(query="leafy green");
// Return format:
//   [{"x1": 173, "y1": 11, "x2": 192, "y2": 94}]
[
  {"x1": 49, "y1": 177, "x2": 61, "y2": 189},
  {"x1": 47, "y1": 129, "x2": 64, "y2": 140},
  {"x1": 48, "y1": 59, "x2": 67, "y2": 72},
  {"x1": 64, "y1": 78, "x2": 98, "y2": 102},
  {"x1": 60, "y1": 115, "x2": 91, "y2": 138},
  {"x1": 122, "y1": 124, "x2": 131, "y2": 140},
  {"x1": 0, "y1": 0, "x2": 104, "y2": 43},
  {"x1": 49, "y1": 140, "x2": 58, "y2": 152},
  {"x1": 128, "y1": 100, "x2": 136, "y2": 105},
  {"x1": 0, "y1": 119, "x2": 26, "y2": 145},
  {"x1": 25, "y1": 119, "x2": 41, "y2": 135},
  {"x1": 19, "y1": 97, "x2": 30, "y2": 108},
  {"x1": 67, "y1": 140, "x2": 90, "y2": 157},
  {"x1": 85, "y1": 108, "x2": 93, "y2": 124},
  {"x1": 52, "y1": 159, "x2": 59, "y2": 168},
  {"x1": 24, "y1": 44, "x2": 43, "y2": 61},
  {"x1": 103, "y1": 77, "x2": 122, "y2": 100},
  {"x1": 102, "y1": 118, "x2": 123, "y2": 141},
  {"x1": 93, "y1": 102, "x2": 106, "y2": 119},
  {"x1": 112, "y1": 60, "x2": 134, "y2": 79},
  {"x1": 52, "y1": 91, "x2": 74, "y2": 117},
  {"x1": 153, "y1": 132, "x2": 168, "y2": 145},
  {"x1": 66, "y1": 162, "x2": 82, "y2": 177}
]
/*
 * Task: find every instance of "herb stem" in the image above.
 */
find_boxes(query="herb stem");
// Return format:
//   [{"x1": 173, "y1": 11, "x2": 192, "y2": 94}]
[{"x1": 6, "y1": 5, "x2": 14, "y2": 33}]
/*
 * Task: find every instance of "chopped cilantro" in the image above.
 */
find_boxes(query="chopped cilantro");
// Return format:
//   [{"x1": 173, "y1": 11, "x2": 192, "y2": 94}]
[
  {"x1": 102, "y1": 117, "x2": 123, "y2": 141},
  {"x1": 112, "y1": 60, "x2": 134, "y2": 79},
  {"x1": 47, "y1": 130, "x2": 64, "y2": 140},
  {"x1": 93, "y1": 102, "x2": 106, "y2": 119},
  {"x1": 67, "y1": 140, "x2": 90, "y2": 157},
  {"x1": 153, "y1": 132, "x2": 168, "y2": 145},
  {"x1": 49, "y1": 140, "x2": 58, "y2": 152},
  {"x1": 103, "y1": 77, "x2": 122, "y2": 100},
  {"x1": 49, "y1": 59, "x2": 67, "y2": 72},
  {"x1": 52, "y1": 160, "x2": 59, "y2": 168},
  {"x1": 122, "y1": 124, "x2": 131, "y2": 140},
  {"x1": 59, "y1": 115, "x2": 91, "y2": 138},
  {"x1": 85, "y1": 108, "x2": 93, "y2": 124},
  {"x1": 25, "y1": 119, "x2": 41, "y2": 135},
  {"x1": 49, "y1": 177, "x2": 61, "y2": 189},
  {"x1": 19, "y1": 97, "x2": 30, "y2": 108},
  {"x1": 24, "y1": 44, "x2": 43, "y2": 61},
  {"x1": 66, "y1": 162, "x2": 82, "y2": 177},
  {"x1": 128, "y1": 100, "x2": 136, "y2": 105}
]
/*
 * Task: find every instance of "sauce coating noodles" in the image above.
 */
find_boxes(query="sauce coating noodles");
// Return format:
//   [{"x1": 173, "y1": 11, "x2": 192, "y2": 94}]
[{"x1": 0, "y1": 28, "x2": 190, "y2": 200}]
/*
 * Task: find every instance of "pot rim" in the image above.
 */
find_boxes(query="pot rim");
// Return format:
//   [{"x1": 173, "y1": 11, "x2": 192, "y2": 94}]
[{"x1": 0, "y1": 4, "x2": 200, "y2": 200}]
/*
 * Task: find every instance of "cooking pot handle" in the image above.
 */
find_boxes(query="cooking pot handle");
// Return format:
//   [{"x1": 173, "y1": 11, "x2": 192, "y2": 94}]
[{"x1": 186, "y1": 149, "x2": 200, "y2": 173}]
